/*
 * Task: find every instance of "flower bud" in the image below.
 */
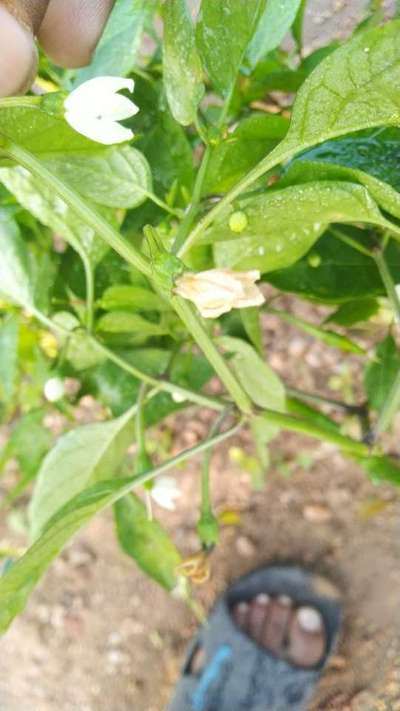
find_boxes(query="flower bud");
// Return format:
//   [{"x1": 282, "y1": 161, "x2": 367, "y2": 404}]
[{"x1": 43, "y1": 377, "x2": 65, "y2": 403}]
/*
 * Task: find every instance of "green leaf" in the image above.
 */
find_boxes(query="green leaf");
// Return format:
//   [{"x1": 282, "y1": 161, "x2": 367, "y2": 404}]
[
  {"x1": 114, "y1": 494, "x2": 181, "y2": 590},
  {"x1": 208, "y1": 181, "x2": 389, "y2": 273},
  {"x1": 29, "y1": 405, "x2": 136, "y2": 540},
  {"x1": 358, "y1": 454, "x2": 400, "y2": 485},
  {"x1": 240, "y1": 307, "x2": 264, "y2": 355},
  {"x1": 204, "y1": 113, "x2": 289, "y2": 194},
  {"x1": 0, "y1": 477, "x2": 131, "y2": 633},
  {"x1": 0, "y1": 99, "x2": 99, "y2": 158},
  {"x1": 286, "y1": 397, "x2": 340, "y2": 433},
  {"x1": 271, "y1": 309, "x2": 365, "y2": 354},
  {"x1": 96, "y1": 311, "x2": 169, "y2": 336},
  {"x1": 45, "y1": 146, "x2": 153, "y2": 210},
  {"x1": 266, "y1": 228, "x2": 400, "y2": 303},
  {"x1": 364, "y1": 334, "x2": 400, "y2": 412},
  {"x1": 281, "y1": 21, "x2": 400, "y2": 153},
  {"x1": 247, "y1": 0, "x2": 302, "y2": 66},
  {"x1": 163, "y1": 0, "x2": 204, "y2": 125},
  {"x1": 74, "y1": 0, "x2": 154, "y2": 84},
  {"x1": 218, "y1": 336, "x2": 285, "y2": 411},
  {"x1": 196, "y1": 0, "x2": 266, "y2": 96},
  {"x1": 0, "y1": 315, "x2": 18, "y2": 404},
  {"x1": 292, "y1": 0, "x2": 307, "y2": 49},
  {"x1": 0, "y1": 166, "x2": 109, "y2": 266},
  {"x1": 6, "y1": 410, "x2": 52, "y2": 481},
  {"x1": 99, "y1": 285, "x2": 169, "y2": 312},
  {"x1": 325, "y1": 298, "x2": 380, "y2": 327},
  {"x1": 283, "y1": 158, "x2": 400, "y2": 223},
  {"x1": 0, "y1": 208, "x2": 35, "y2": 309}
]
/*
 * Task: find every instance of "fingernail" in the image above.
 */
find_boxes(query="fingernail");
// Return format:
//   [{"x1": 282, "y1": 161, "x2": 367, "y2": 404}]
[
  {"x1": 277, "y1": 594, "x2": 292, "y2": 606},
  {"x1": 297, "y1": 606, "x2": 323, "y2": 633},
  {"x1": 0, "y1": 5, "x2": 37, "y2": 97}
]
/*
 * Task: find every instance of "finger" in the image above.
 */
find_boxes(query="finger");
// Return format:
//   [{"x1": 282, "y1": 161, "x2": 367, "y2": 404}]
[
  {"x1": 2, "y1": 0, "x2": 50, "y2": 32},
  {"x1": 38, "y1": 0, "x2": 115, "y2": 69},
  {"x1": 0, "y1": 3, "x2": 40, "y2": 96}
]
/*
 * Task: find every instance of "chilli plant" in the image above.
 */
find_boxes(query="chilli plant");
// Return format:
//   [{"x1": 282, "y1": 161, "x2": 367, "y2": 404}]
[{"x1": 1, "y1": 0, "x2": 400, "y2": 631}]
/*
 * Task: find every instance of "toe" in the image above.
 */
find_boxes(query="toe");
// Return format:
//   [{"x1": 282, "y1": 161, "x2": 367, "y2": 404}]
[
  {"x1": 287, "y1": 606, "x2": 326, "y2": 668},
  {"x1": 232, "y1": 601, "x2": 250, "y2": 632},
  {"x1": 261, "y1": 595, "x2": 293, "y2": 655},
  {"x1": 248, "y1": 594, "x2": 270, "y2": 644}
]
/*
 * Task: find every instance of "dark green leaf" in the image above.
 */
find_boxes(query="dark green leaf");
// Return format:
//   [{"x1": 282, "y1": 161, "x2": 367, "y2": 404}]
[
  {"x1": 114, "y1": 494, "x2": 181, "y2": 590},
  {"x1": 163, "y1": 0, "x2": 204, "y2": 125},
  {"x1": 286, "y1": 397, "x2": 340, "y2": 433},
  {"x1": 271, "y1": 309, "x2": 365, "y2": 354},
  {"x1": 266, "y1": 229, "x2": 400, "y2": 303},
  {"x1": 204, "y1": 113, "x2": 289, "y2": 194},
  {"x1": 325, "y1": 298, "x2": 380, "y2": 327},
  {"x1": 358, "y1": 454, "x2": 400, "y2": 485},
  {"x1": 364, "y1": 334, "x2": 400, "y2": 411},
  {"x1": 196, "y1": 0, "x2": 266, "y2": 96},
  {"x1": 292, "y1": 0, "x2": 307, "y2": 49},
  {"x1": 240, "y1": 307, "x2": 264, "y2": 355}
]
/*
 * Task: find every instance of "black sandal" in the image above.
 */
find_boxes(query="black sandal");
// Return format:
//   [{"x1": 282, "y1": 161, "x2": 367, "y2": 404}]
[{"x1": 168, "y1": 564, "x2": 341, "y2": 711}]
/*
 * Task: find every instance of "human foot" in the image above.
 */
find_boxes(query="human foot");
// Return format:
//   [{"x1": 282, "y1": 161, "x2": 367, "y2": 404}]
[{"x1": 232, "y1": 593, "x2": 326, "y2": 668}]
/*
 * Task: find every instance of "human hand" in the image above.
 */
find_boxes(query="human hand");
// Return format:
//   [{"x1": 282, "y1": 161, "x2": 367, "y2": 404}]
[{"x1": 0, "y1": 0, "x2": 114, "y2": 97}]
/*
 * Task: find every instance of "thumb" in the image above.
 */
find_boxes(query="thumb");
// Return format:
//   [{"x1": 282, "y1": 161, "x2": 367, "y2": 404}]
[{"x1": 0, "y1": 0, "x2": 50, "y2": 96}]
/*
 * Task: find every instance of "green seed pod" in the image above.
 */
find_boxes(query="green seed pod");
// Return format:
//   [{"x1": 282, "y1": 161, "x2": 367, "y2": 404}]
[
  {"x1": 229, "y1": 211, "x2": 248, "y2": 233},
  {"x1": 308, "y1": 252, "x2": 321, "y2": 268},
  {"x1": 197, "y1": 510, "x2": 219, "y2": 550}
]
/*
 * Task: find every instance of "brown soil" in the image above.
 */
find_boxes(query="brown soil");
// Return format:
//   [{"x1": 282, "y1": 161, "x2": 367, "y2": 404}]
[{"x1": 1, "y1": 2, "x2": 400, "y2": 710}]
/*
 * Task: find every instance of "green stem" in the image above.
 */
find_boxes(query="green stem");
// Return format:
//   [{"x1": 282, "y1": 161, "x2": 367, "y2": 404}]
[
  {"x1": 81, "y1": 253, "x2": 95, "y2": 333},
  {"x1": 330, "y1": 228, "x2": 374, "y2": 258},
  {"x1": 373, "y1": 246, "x2": 400, "y2": 323},
  {"x1": 171, "y1": 296, "x2": 253, "y2": 414},
  {"x1": 143, "y1": 190, "x2": 182, "y2": 217},
  {"x1": 130, "y1": 418, "x2": 244, "y2": 490},
  {"x1": 201, "y1": 410, "x2": 228, "y2": 516},
  {"x1": 172, "y1": 144, "x2": 212, "y2": 254},
  {"x1": 87, "y1": 334, "x2": 226, "y2": 412},
  {"x1": 286, "y1": 386, "x2": 362, "y2": 414},
  {"x1": 2, "y1": 141, "x2": 153, "y2": 278},
  {"x1": 260, "y1": 410, "x2": 369, "y2": 457},
  {"x1": 135, "y1": 383, "x2": 147, "y2": 454}
]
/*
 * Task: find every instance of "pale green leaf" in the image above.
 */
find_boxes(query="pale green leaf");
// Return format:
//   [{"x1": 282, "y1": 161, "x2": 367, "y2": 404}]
[
  {"x1": 218, "y1": 336, "x2": 285, "y2": 411},
  {"x1": 0, "y1": 208, "x2": 35, "y2": 309},
  {"x1": 75, "y1": 0, "x2": 154, "y2": 84},
  {"x1": 99, "y1": 285, "x2": 169, "y2": 312},
  {"x1": 163, "y1": 0, "x2": 204, "y2": 125},
  {"x1": 0, "y1": 315, "x2": 18, "y2": 404},
  {"x1": 96, "y1": 311, "x2": 169, "y2": 336},
  {"x1": 247, "y1": 0, "x2": 302, "y2": 66},
  {"x1": 115, "y1": 494, "x2": 181, "y2": 590},
  {"x1": 364, "y1": 334, "x2": 400, "y2": 411},
  {"x1": 208, "y1": 181, "x2": 390, "y2": 273},
  {"x1": 29, "y1": 405, "x2": 136, "y2": 540}
]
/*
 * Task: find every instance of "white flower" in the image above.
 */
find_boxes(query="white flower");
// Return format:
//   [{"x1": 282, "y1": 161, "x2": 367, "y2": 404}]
[
  {"x1": 44, "y1": 377, "x2": 65, "y2": 403},
  {"x1": 150, "y1": 476, "x2": 182, "y2": 511},
  {"x1": 175, "y1": 268, "x2": 265, "y2": 318},
  {"x1": 64, "y1": 76, "x2": 139, "y2": 145}
]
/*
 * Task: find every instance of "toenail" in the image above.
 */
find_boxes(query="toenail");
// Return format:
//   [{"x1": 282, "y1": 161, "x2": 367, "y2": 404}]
[
  {"x1": 297, "y1": 607, "x2": 323, "y2": 633},
  {"x1": 237, "y1": 602, "x2": 249, "y2": 613},
  {"x1": 255, "y1": 593, "x2": 270, "y2": 605},
  {"x1": 277, "y1": 594, "x2": 292, "y2": 606}
]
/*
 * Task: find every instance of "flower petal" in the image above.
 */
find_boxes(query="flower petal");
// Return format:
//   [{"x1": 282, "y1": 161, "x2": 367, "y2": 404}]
[
  {"x1": 65, "y1": 111, "x2": 133, "y2": 144},
  {"x1": 65, "y1": 76, "x2": 134, "y2": 112}
]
